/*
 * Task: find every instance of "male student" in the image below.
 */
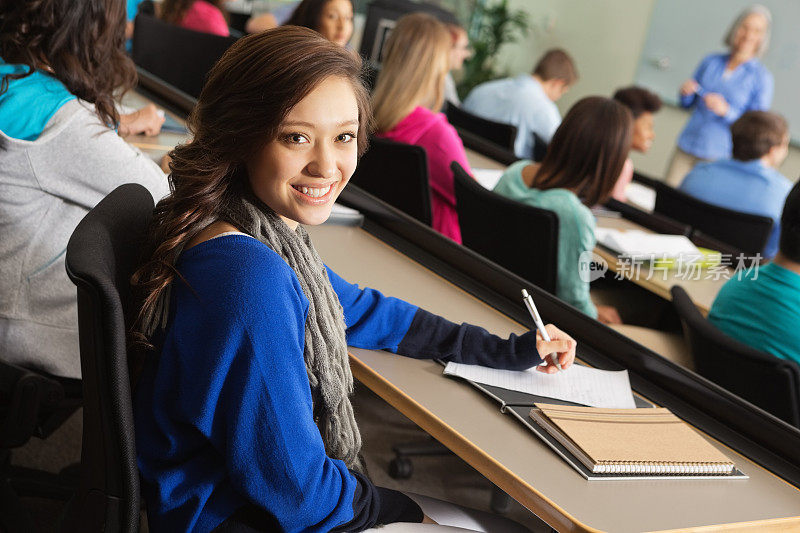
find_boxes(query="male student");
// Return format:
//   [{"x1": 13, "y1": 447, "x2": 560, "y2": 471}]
[
  {"x1": 462, "y1": 48, "x2": 578, "y2": 159},
  {"x1": 708, "y1": 181, "x2": 800, "y2": 365},
  {"x1": 679, "y1": 111, "x2": 792, "y2": 258}
]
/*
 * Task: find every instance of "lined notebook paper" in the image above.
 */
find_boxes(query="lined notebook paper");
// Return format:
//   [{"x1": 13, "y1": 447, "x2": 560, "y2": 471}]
[
  {"x1": 442, "y1": 363, "x2": 636, "y2": 409},
  {"x1": 530, "y1": 403, "x2": 735, "y2": 475}
]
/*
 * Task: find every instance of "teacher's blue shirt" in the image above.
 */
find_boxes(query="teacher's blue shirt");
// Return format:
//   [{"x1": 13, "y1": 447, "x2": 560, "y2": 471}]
[
  {"x1": 678, "y1": 53, "x2": 773, "y2": 161},
  {"x1": 709, "y1": 263, "x2": 800, "y2": 366},
  {"x1": 678, "y1": 158, "x2": 791, "y2": 258}
]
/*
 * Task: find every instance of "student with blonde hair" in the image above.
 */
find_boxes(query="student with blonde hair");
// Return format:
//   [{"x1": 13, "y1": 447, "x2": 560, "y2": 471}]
[{"x1": 373, "y1": 13, "x2": 473, "y2": 243}]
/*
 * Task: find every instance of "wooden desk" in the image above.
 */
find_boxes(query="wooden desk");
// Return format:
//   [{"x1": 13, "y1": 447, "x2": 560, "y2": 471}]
[
  {"x1": 594, "y1": 216, "x2": 727, "y2": 315},
  {"x1": 308, "y1": 223, "x2": 800, "y2": 533}
]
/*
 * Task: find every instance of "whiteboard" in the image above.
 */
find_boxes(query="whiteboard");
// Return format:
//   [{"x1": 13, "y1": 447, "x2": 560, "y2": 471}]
[{"x1": 635, "y1": 0, "x2": 800, "y2": 143}]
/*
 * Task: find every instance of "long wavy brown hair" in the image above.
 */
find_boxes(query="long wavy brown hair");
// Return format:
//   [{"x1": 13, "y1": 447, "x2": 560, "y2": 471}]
[
  {"x1": 0, "y1": 0, "x2": 136, "y2": 128},
  {"x1": 533, "y1": 96, "x2": 632, "y2": 206},
  {"x1": 160, "y1": 0, "x2": 227, "y2": 25},
  {"x1": 130, "y1": 26, "x2": 371, "y2": 348}
]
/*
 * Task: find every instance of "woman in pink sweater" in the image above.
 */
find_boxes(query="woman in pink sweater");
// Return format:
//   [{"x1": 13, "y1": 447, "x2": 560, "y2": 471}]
[
  {"x1": 160, "y1": 0, "x2": 230, "y2": 37},
  {"x1": 372, "y1": 13, "x2": 472, "y2": 243}
]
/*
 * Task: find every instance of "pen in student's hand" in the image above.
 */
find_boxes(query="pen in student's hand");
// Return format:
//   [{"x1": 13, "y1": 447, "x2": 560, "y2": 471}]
[{"x1": 521, "y1": 289, "x2": 563, "y2": 371}]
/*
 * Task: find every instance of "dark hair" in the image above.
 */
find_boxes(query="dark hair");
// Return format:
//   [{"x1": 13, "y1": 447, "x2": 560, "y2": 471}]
[
  {"x1": 285, "y1": 0, "x2": 353, "y2": 31},
  {"x1": 532, "y1": 96, "x2": 632, "y2": 206},
  {"x1": 0, "y1": 0, "x2": 135, "y2": 128},
  {"x1": 731, "y1": 111, "x2": 788, "y2": 161},
  {"x1": 161, "y1": 0, "x2": 227, "y2": 25},
  {"x1": 613, "y1": 86, "x2": 662, "y2": 118},
  {"x1": 533, "y1": 49, "x2": 578, "y2": 86},
  {"x1": 779, "y1": 181, "x2": 800, "y2": 263},
  {"x1": 131, "y1": 26, "x2": 371, "y2": 346}
]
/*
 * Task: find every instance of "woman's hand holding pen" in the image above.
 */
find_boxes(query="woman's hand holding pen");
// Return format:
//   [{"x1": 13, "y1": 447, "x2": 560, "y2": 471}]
[{"x1": 535, "y1": 324, "x2": 576, "y2": 374}]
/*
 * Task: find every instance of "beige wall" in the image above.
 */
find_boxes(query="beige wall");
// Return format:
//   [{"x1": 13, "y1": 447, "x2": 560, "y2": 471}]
[{"x1": 495, "y1": 0, "x2": 800, "y2": 181}]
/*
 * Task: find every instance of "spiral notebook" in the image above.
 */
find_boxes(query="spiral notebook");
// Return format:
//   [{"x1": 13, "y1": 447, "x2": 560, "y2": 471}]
[{"x1": 530, "y1": 403, "x2": 737, "y2": 476}]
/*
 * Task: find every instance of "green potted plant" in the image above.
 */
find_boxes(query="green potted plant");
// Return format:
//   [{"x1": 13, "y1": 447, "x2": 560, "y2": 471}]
[{"x1": 458, "y1": 0, "x2": 529, "y2": 98}]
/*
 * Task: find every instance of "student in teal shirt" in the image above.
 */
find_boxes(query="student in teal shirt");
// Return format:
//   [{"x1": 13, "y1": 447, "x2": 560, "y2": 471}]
[
  {"x1": 494, "y1": 96, "x2": 633, "y2": 324},
  {"x1": 709, "y1": 181, "x2": 800, "y2": 364}
]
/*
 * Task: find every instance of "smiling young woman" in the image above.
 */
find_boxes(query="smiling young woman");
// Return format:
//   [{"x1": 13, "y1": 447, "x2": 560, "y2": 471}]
[{"x1": 130, "y1": 26, "x2": 575, "y2": 533}]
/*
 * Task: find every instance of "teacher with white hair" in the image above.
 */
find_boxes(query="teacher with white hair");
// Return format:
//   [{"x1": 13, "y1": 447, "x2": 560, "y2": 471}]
[{"x1": 665, "y1": 4, "x2": 774, "y2": 186}]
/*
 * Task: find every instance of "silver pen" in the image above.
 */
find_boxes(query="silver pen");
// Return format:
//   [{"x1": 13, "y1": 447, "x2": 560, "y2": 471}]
[{"x1": 521, "y1": 289, "x2": 562, "y2": 371}]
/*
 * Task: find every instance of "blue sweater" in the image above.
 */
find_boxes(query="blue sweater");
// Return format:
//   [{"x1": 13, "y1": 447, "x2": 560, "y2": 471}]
[
  {"x1": 678, "y1": 53, "x2": 773, "y2": 160},
  {"x1": 135, "y1": 235, "x2": 542, "y2": 532}
]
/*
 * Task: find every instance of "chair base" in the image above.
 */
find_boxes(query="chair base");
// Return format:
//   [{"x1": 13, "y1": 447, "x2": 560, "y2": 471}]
[
  {"x1": 389, "y1": 437, "x2": 451, "y2": 480},
  {"x1": 0, "y1": 451, "x2": 78, "y2": 533}
]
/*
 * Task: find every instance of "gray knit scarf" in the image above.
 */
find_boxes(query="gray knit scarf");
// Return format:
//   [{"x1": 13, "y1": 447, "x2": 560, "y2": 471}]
[{"x1": 144, "y1": 190, "x2": 363, "y2": 472}]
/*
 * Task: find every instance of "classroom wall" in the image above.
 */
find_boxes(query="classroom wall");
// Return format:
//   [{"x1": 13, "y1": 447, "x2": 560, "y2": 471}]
[{"x1": 495, "y1": 0, "x2": 800, "y2": 182}]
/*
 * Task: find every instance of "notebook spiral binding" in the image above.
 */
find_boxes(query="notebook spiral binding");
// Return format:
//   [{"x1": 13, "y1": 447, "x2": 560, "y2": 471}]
[{"x1": 594, "y1": 462, "x2": 734, "y2": 475}]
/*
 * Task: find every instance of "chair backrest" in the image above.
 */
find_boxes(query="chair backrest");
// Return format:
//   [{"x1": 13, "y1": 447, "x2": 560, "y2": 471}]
[
  {"x1": 531, "y1": 132, "x2": 548, "y2": 163},
  {"x1": 654, "y1": 182, "x2": 773, "y2": 257},
  {"x1": 452, "y1": 162, "x2": 559, "y2": 293},
  {"x1": 350, "y1": 137, "x2": 432, "y2": 226},
  {"x1": 670, "y1": 286, "x2": 800, "y2": 428},
  {"x1": 445, "y1": 103, "x2": 517, "y2": 152},
  {"x1": 603, "y1": 198, "x2": 691, "y2": 236},
  {"x1": 132, "y1": 13, "x2": 237, "y2": 98},
  {"x1": 64, "y1": 184, "x2": 156, "y2": 533}
]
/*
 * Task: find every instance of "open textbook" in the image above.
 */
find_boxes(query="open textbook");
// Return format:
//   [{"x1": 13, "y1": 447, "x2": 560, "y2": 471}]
[{"x1": 595, "y1": 227, "x2": 700, "y2": 259}]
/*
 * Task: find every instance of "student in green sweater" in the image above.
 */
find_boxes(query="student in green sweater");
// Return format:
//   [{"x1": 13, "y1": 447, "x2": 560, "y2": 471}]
[
  {"x1": 494, "y1": 96, "x2": 633, "y2": 323},
  {"x1": 708, "y1": 181, "x2": 800, "y2": 364}
]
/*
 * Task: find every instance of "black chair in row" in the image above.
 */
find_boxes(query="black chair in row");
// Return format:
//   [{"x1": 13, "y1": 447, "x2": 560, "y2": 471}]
[
  {"x1": 653, "y1": 181, "x2": 773, "y2": 258},
  {"x1": 132, "y1": 13, "x2": 238, "y2": 98},
  {"x1": 671, "y1": 286, "x2": 800, "y2": 429},
  {"x1": 531, "y1": 132, "x2": 548, "y2": 163},
  {"x1": 452, "y1": 162, "x2": 559, "y2": 294},
  {"x1": 444, "y1": 103, "x2": 518, "y2": 154},
  {"x1": 0, "y1": 363, "x2": 81, "y2": 532},
  {"x1": 62, "y1": 184, "x2": 155, "y2": 533},
  {"x1": 349, "y1": 137, "x2": 432, "y2": 226}
]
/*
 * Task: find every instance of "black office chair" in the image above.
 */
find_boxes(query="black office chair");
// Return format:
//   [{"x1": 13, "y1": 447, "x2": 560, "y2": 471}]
[
  {"x1": 62, "y1": 184, "x2": 156, "y2": 533},
  {"x1": 452, "y1": 162, "x2": 559, "y2": 294},
  {"x1": 350, "y1": 137, "x2": 433, "y2": 226},
  {"x1": 444, "y1": 103, "x2": 518, "y2": 153},
  {"x1": 132, "y1": 13, "x2": 238, "y2": 98},
  {"x1": 603, "y1": 198, "x2": 690, "y2": 236},
  {"x1": 671, "y1": 286, "x2": 800, "y2": 428},
  {"x1": 631, "y1": 171, "x2": 660, "y2": 189},
  {"x1": 653, "y1": 182, "x2": 773, "y2": 257},
  {"x1": 531, "y1": 132, "x2": 548, "y2": 163},
  {"x1": 0, "y1": 362, "x2": 81, "y2": 532}
]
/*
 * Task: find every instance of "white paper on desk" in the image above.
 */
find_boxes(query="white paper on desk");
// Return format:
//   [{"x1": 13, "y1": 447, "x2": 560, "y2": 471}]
[
  {"x1": 471, "y1": 168, "x2": 504, "y2": 190},
  {"x1": 595, "y1": 228, "x2": 700, "y2": 259},
  {"x1": 442, "y1": 362, "x2": 637, "y2": 409},
  {"x1": 625, "y1": 182, "x2": 656, "y2": 212}
]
